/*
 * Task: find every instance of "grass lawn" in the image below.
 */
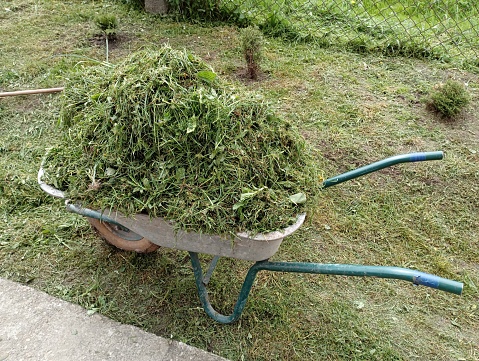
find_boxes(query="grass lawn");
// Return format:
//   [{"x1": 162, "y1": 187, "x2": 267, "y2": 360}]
[{"x1": 1, "y1": 0, "x2": 478, "y2": 360}]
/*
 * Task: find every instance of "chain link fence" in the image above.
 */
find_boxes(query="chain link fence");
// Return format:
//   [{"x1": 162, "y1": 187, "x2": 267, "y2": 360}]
[{"x1": 169, "y1": 0, "x2": 479, "y2": 67}]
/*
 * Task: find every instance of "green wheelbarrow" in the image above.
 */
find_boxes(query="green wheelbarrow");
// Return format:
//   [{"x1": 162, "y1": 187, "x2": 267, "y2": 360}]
[{"x1": 38, "y1": 151, "x2": 463, "y2": 324}]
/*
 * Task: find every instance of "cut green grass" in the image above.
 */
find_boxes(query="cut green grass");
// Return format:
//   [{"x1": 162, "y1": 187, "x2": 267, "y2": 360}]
[
  {"x1": 1, "y1": 1, "x2": 479, "y2": 360},
  {"x1": 41, "y1": 46, "x2": 321, "y2": 235}
]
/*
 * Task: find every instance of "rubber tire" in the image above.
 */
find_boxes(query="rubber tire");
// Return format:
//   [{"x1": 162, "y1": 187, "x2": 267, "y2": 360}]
[{"x1": 87, "y1": 218, "x2": 160, "y2": 253}]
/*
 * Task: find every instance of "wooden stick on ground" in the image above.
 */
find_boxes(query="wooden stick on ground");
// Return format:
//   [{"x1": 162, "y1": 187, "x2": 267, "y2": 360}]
[{"x1": 0, "y1": 87, "x2": 64, "y2": 98}]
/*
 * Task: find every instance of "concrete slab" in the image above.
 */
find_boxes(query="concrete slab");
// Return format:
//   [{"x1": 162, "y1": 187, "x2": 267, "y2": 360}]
[{"x1": 0, "y1": 278, "x2": 228, "y2": 361}]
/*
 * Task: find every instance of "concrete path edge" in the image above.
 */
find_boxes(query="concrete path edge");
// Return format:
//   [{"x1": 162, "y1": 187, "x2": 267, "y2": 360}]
[{"x1": 0, "y1": 278, "x2": 229, "y2": 361}]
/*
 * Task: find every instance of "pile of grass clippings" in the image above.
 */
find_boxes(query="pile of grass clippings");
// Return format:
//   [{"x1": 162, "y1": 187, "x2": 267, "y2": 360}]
[{"x1": 42, "y1": 46, "x2": 321, "y2": 236}]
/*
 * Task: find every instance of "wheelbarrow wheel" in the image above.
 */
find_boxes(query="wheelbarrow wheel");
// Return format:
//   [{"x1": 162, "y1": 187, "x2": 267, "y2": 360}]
[{"x1": 87, "y1": 218, "x2": 159, "y2": 253}]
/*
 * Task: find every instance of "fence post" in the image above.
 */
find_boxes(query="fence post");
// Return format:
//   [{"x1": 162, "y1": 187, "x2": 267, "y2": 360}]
[{"x1": 145, "y1": 0, "x2": 168, "y2": 14}]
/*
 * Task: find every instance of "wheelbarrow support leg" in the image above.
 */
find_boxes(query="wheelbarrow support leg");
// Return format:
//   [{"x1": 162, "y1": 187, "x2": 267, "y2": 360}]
[
  {"x1": 189, "y1": 252, "x2": 463, "y2": 324},
  {"x1": 203, "y1": 256, "x2": 221, "y2": 285},
  {"x1": 189, "y1": 252, "x2": 258, "y2": 324}
]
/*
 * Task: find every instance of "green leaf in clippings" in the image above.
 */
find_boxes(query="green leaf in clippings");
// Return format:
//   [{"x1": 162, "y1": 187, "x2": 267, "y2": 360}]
[
  {"x1": 186, "y1": 116, "x2": 197, "y2": 134},
  {"x1": 176, "y1": 167, "x2": 185, "y2": 181},
  {"x1": 105, "y1": 167, "x2": 116, "y2": 176},
  {"x1": 197, "y1": 70, "x2": 217, "y2": 82},
  {"x1": 232, "y1": 202, "x2": 243, "y2": 211},
  {"x1": 289, "y1": 192, "x2": 306, "y2": 204}
]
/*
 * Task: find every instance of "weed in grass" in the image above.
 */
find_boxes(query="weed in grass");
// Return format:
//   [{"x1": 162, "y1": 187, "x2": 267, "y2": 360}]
[
  {"x1": 426, "y1": 79, "x2": 470, "y2": 118},
  {"x1": 0, "y1": 69, "x2": 21, "y2": 87},
  {"x1": 240, "y1": 26, "x2": 263, "y2": 80},
  {"x1": 94, "y1": 14, "x2": 118, "y2": 40},
  {"x1": 94, "y1": 14, "x2": 119, "y2": 62}
]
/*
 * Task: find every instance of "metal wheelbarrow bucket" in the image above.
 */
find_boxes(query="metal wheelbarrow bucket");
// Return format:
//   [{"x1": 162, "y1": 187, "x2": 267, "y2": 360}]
[{"x1": 38, "y1": 151, "x2": 463, "y2": 324}]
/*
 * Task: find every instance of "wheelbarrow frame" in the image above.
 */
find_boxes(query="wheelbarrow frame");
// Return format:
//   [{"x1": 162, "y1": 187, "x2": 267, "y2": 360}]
[{"x1": 38, "y1": 151, "x2": 464, "y2": 323}]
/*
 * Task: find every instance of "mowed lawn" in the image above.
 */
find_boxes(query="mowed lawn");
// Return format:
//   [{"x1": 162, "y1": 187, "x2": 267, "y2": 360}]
[{"x1": 1, "y1": 1, "x2": 478, "y2": 360}]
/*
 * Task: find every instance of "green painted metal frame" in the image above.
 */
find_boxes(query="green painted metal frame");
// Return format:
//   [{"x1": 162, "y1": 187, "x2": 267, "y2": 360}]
[
  {"x1": 65, "y1": 202, "x2": 144, "y2": 241},
  {"x1": 65, "y1": 202, "x2": 122, "y2": 226},
  {"x1": 322, "y1": 151, "x2": 443, "y2": 188},
  {"x1": 189, "y1": 252, "x2": 463, "y2": 324}
]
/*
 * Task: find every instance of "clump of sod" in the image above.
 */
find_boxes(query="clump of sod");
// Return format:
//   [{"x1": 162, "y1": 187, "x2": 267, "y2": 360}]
[
  {"x1": 427, "y1": 79, "x2": 470, "y2": 118},
  {"x1": 43, "y1": 46, "x2": 321, "y2": 236}
]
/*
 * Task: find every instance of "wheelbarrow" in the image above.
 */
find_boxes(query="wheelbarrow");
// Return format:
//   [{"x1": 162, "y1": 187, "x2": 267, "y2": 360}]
[{"x1": 38, "y1": 151, "x2": 463, "y2": 324}]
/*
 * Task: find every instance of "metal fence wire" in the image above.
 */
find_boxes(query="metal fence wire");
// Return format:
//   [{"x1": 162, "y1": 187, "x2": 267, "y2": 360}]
[{"x1": 172, "y1": 0, "x2": 479, "y2": 66}]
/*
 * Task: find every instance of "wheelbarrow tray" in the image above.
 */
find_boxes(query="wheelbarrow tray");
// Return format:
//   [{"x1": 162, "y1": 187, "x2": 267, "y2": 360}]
[
  {"x1": 38, "y1": 163, "x2": 305, "y2": 261},
  {"x1": 91, "y1": 210, "x2": 305, "y2": 261}
]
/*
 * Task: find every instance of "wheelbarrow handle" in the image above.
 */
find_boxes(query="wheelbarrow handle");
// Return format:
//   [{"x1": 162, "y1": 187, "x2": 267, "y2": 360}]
[
  {"x1": 190, "y1": 253, "x2": 463, "y2": 324},
  {"x1": 322, "y1": 151, "x2": 444, "y2": 188}
]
